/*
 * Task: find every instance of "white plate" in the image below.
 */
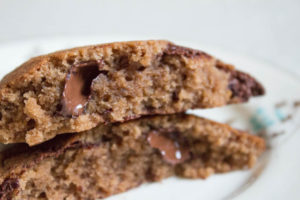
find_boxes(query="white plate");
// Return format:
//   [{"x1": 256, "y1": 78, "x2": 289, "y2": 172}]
[{"x1": 0, "y1": 36, "x2": 299, "y2": 200}]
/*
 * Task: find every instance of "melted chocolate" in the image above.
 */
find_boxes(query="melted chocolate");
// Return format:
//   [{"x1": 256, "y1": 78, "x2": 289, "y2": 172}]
[
  {"x1": 147, "y1": 131, "x2": 190, "y2": 165},
  {"x1": 61, "y1": 60, "x2": 103, "y2": 117},
  {"x1": 164, "y1": 44, "x2": 212, "y2": 59},
  {"x1": 0, "y1": 178, "x2": 19, "y2": 200},
  {"x1": 216, "y1": 61, "x2": 265, "y2": 102}
]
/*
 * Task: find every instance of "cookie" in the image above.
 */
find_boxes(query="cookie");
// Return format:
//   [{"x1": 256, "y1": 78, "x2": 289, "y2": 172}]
[
  {"x1": 0, "y1": 114, "x2": 265, "y2": 200},
  {"x1": 0, "y1": 40, "x2": 264, "y2": 145}
]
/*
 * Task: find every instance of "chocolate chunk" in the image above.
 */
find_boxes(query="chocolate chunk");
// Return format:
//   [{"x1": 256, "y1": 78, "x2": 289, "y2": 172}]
[
  {"x1": 0, "y1": 178, "x2": 19, "y2": 200},
  {"x1": 228, "y1": 70, "x2": 265, "y2": 102},
  {"x1": 216, "y1": 61, "x2": 265, "y2": 102},
  {"x1": 164, "y1": 44, "x2": 212, "y2": 59},
  {"x1": 61, "y1": 60, "x2": 103, "y2": 117},
  {"x1": 147, "y1": 131, "x2": 190, "y2": 165}
]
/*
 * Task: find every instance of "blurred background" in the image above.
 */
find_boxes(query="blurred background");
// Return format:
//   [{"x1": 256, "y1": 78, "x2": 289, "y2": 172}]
[{"x1": 0, "y1": 0, "x2": 299, "y2": 74}]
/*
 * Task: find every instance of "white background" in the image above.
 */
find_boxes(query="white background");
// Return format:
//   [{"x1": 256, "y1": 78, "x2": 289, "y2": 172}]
[{"x1": 0, "y1": 0, "x2": 299, "y2": 74}]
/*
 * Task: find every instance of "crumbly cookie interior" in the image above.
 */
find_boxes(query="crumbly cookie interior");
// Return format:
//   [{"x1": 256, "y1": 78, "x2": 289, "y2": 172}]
[
  {"x1": 0, "y1": 114, "x2": 265, "y2": 200},
  {"x1": 0, "y1": 41, "x2": 233, "y2": 145}
]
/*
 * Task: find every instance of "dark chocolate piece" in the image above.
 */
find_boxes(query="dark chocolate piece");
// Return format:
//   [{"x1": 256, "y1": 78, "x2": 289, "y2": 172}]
[
  {"x1": 147, "y1": 131, "x2": 190, "y2": 165},
  {"x1": 164, "y1": 44, "x2": 211, "y2": 59},
  {"x1": 0, "y1": 178, "x2": 19, "y2": 200},
  {"x1": 228, "y1": 70, "x2": 265, "y2": 102},
  {"x1": 61, "y1": 60, "x2": 103, "y2": 117},
  {"x1": 216, "y1": 61, "x2": 265, "y2": 102}
]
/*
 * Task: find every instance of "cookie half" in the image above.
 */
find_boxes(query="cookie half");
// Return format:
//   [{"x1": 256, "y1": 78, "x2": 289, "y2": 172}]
[
  {"x1": 0, "y1": 40, "x2": 264, "y2": 145},
  {"x1": 0, "y1": 114, "x2": 265, "y2": 200}
]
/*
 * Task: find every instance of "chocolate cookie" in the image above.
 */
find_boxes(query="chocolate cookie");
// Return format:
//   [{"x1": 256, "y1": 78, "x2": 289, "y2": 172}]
[
  {"x1": 0, "y1": 40, "x2": 264, "y2": 145},
  {"x1": 0, "y1": 114, "x2": 265, "y2": 200}
]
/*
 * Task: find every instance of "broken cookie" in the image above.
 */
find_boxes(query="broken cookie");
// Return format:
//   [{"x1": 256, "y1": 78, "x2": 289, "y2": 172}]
[
  {"x1": 0, "y1": 114, "x2": 265, "y2": 200},
  {"x1": 0, "y1": 40, "x2": 264, "y2": 145}
]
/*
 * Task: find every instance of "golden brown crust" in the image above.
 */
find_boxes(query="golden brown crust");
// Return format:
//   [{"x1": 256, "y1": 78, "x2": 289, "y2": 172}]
[
  {"x1": 0, "y1": 114, "x2": 265, "y2": 200},
  {"x1": 0, "y1": 41, "x2": 168, "y2": 89}
]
